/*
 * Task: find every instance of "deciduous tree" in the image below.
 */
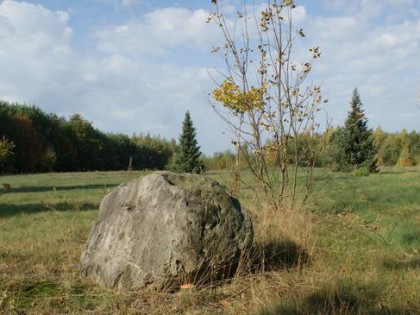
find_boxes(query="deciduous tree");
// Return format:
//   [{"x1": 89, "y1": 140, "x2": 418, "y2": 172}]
[
  {"x1": 0, "y1": 136, "x2": 14, "y2": 173},
  {"x1": 209, "y1": 0, "x2": 327, "y2": 209}
]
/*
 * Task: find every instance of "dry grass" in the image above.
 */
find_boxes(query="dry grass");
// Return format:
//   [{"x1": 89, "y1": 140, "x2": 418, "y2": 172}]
[{"x1": 1, "y1": 169, "x2": 419, "y2": 314}]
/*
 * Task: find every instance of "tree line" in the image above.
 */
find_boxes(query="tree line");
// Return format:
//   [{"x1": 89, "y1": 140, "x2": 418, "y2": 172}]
[
  {"x1": 0, "y1": 101, "x2": 177, "y2": 173},
  {"x1": 203, "y1": 128, "x2": 420, "y2": 171},
  {"x1": 204, "y1": 90, "x2": 420, "y2": 172},
  {"x1": 2, "y1": 97, "x2": 417, "y2": 175}
]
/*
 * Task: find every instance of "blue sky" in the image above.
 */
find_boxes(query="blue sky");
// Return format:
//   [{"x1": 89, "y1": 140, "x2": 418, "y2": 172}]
[{"x1": 0, "y1": 0, "x2": 419, "y2": 154}]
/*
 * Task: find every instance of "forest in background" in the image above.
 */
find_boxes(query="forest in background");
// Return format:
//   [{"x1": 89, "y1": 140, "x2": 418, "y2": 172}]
[
  {"x1": 204, "y1": 127, "x2": 420, "y2": 171},
  {"x1": 1, "y1": 100, "x2": 420, "y2": 174},
  {"x1": 0, "y1": 101, "x2": 177, "y2": 173}
]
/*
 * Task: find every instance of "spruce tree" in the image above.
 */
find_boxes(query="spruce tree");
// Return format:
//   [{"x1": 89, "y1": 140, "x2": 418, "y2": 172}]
[
  {"x1": 335, "y1": 88, "x2": 378, "y2": 172},
  {"x1": 174, "y1": 111, "x2": 204, "y2": 173}
]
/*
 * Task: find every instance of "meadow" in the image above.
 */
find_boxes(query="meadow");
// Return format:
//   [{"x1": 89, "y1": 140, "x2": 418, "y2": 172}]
[{"x1": 0, "y1": 168, "x2": 419, "y2": 314}]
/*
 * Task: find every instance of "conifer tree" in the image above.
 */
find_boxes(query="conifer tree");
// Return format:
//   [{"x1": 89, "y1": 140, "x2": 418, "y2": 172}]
[
  {"x1": 335, "y1": 88, "x2": 378, "y2": 172},
  {"x1": 174, "y1": 111, "x2": 204, "y2": 173}
]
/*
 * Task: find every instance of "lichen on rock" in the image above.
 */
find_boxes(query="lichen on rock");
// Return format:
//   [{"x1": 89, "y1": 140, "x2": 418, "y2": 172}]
[{"x1": 80, "y1": 171, "x2": 253, "y2": 291}]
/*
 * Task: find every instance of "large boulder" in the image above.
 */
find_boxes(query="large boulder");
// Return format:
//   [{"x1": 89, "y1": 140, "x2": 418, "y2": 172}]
[{"x1": 80, "y1": 171, "x2": 253, "y2": 290}]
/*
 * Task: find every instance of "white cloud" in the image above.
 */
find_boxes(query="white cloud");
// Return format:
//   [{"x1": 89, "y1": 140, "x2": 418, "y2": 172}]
[
  {"x1": 121, "y1": 0, "x2": 138, "y2": 5},
  {"x1": 384, "y1": 0, "x2": 414, "y2": 6},
  {"x1": 96, "y1": 7, "x2": 219, "y2": 56},
  {"x1": 0, "y1": 1, "x2": 230, "y2": 153},
  {"x1": 95, "y1": 0, "x2": 141, "y2": 6},
  {"x1": 293, "y1": 5, "x2": 307, "y2": 23},
  {"x1": 0, "y1": 1, "x2": 75, "y2": 108},
  {"x1": 322, "y1": 0, "x2": 415, "y2": 17},
  {"x1": 312, "y1": 16, "x2": 359, "y2": 39},
  {"x1": 305, "y1": 2, "x2": 420, "y2": 128},
  {"x1": 0, "y1": 0, "x2": 71, "y2": 46},
  {"x1": 0, "y1": 0, "x2": 419, "y2": 156}
]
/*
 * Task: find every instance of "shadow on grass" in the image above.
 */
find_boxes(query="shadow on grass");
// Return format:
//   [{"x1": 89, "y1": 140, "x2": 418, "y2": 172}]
[
  {"x1": 251, "y1": 237, "x2": 310, "y2": 271},
  {"x1": 383, "y1": 256, "x2": 420, "y2": 270},
  {"x1": 3, "y1": 183, "x2": 118, "y2": 194},
  {"x1": 0, "y1": 201, "x2": 99, "y2": 218},
  {"x1": 379, "y1": 169, "x2": 419, "y2": 175},
  {"x1": 401, "y1": 231, "x2": 420, "y2": 246},
  {"x1": 258, "y1": 280, "x2": 418, "y2": 315},
  {"x1": 3, "y1": 280, "x2": 112, "y2": 313},
  {"x1": 5, "y1": 280, "x2": 61, "y2": 311},
  {"x1": 159, "y1": 235, "x2": 311, "y2": 292}
]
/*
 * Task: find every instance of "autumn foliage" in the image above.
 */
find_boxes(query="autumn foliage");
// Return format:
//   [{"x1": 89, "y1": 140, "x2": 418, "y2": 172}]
[{"x1": 0, "y1": 101, "x2": 177, "y2": 173}]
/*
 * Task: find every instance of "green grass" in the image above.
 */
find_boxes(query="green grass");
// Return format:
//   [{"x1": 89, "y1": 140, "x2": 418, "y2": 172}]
[
  {"x1": 1, "y1": 168, "x2": 419, "y2": 314},
  {"x1": 310, "y1": 168, "x2": 420, "y2": 314},
  {"x1": 314, "y1": 167, "x2": 420, "y2": 250}
]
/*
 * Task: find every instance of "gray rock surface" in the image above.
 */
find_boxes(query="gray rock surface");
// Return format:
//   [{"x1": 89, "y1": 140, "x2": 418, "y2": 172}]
[{"x1": 80, "y1": 171, "x2": 253, "y2": 290}]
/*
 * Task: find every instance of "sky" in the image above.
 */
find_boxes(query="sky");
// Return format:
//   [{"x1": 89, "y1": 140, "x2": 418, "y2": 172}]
[{"x1": 0, "y1": 0, "x2": 419, "y2": 155}]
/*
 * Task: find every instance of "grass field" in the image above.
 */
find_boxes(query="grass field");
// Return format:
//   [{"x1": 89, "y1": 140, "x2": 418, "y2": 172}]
[{"x1": 0, "y1": 168, "x2": 419, "y2": 314}]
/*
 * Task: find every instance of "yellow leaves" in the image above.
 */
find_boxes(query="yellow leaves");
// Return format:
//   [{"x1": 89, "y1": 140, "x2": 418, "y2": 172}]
[
  {"x1": 309, "y1": 46, "x2": 321, "y2": 59},
  {"x1": 0, "y1": 136, "x2": 15, "y2": 164},
  {"x1": 297, "y1": 29, "x2": 305, "y2": 37},
  {"x1": 261, "y1": 121, "x2": 274, "y2": 132},
  {"x1": 283, "y1": 0, "x2": 295, "y2": 6},
  {"x1": 180, "y1": 283, "x2": 195, "y2": 290},
  {"x1": 213, "y1": 79, "x2": 266, "y2": 114},
  {"x1": 261, "y1": 10, "x2": 272, "y2": 21},
  {"x1": 302, "y1": 62, "x2": 312, "y2": 74}
]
